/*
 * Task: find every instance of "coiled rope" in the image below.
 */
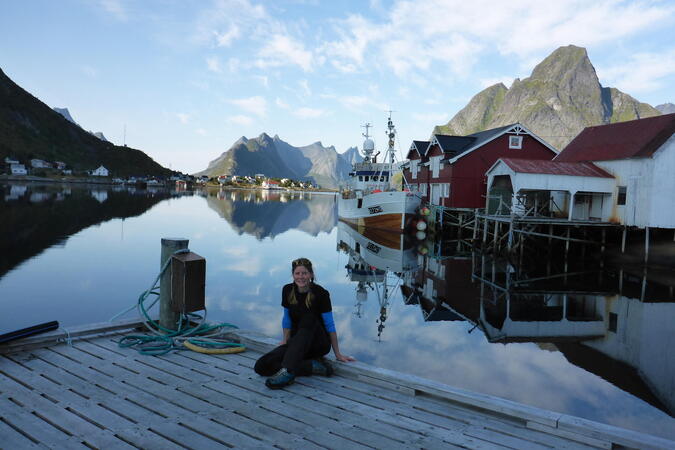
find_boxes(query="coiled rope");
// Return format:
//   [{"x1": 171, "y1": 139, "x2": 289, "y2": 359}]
[{"x1": 111, "y1": 248, "x2": 245, "y2": 356}]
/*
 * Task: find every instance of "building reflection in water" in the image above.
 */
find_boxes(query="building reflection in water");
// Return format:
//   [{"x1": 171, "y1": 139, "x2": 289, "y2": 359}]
[
  {"x1": 337, "y1": 222, "x2": 675, "y2": 417},
  {"x1": 0, "y1": 182, "x2": 187, "y2": 280}
]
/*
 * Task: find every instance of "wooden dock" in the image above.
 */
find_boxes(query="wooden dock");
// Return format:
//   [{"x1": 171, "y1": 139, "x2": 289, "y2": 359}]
[{"x1": 1, "y1": 320, "x2": 674, "y2": 449}]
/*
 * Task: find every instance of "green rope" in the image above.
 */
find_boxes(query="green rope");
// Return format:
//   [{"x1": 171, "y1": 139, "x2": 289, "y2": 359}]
[{"x1": 112, "y1": 248, "x2": 245, "y2": 356}]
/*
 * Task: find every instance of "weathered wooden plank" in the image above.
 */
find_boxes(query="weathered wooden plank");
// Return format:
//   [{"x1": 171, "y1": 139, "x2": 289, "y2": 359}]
[
  {"x1": 0, "y1": 417, "x2": 43, "y2": 449},
  {"x1": 0, "y1": 319, "x2": 145, "y2": 355},
  {"x1": 183, "y1": 414, "x2": 278, "y2": 449},
  {"x1": 525, "y1": 421, "x2": 611, "y2": 449},
  {"x1": 108, "y1": 426, "x2": 187, "y2": 450},
  {"x1": 148, "y1": 421, "x2": 232, "y2": 449},
  {"x1": 557, "y1": 414, "x2": 675, "y2": 450},
  {"x1": 0, "y1": 396, "x2": 82, "y2": 448},
  {"x1": 464, "y1": 425, "x2": 553, "y2": 450}
]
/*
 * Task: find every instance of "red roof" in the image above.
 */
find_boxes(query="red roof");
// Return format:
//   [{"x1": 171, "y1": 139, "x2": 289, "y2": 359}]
[
  {"x1": 500, "y1": 158, "x2": 614, "y2": 178},
  {"x1": 555, "y1": 114, "x2": 675, "y2": 162}
]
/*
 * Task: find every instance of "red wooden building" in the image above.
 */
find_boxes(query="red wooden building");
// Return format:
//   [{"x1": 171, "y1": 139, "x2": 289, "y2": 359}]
[{"x1": 402, "y1": 123, "x2": 558, "y2": 208}]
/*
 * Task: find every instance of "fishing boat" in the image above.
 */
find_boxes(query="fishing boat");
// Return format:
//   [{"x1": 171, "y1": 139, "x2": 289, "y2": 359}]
[{"x1": 338, "y1": 115, "x2": 421, "y2": 232}]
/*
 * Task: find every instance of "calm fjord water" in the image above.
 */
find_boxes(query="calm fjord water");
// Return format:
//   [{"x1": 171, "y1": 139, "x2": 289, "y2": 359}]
[{"x1": 1, "y1": 182, "x2": 674, "y2": 439}]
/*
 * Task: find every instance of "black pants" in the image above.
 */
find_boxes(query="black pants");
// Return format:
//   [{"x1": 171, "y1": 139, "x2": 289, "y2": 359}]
[{"x1": 254, "y1": 312, "x2": 331, "y2": 376}]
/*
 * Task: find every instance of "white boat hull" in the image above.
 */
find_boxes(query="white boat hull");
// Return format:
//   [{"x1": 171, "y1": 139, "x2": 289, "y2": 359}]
[{"x1": 338, "y1": 191, "x2": 420, "y2": 232}]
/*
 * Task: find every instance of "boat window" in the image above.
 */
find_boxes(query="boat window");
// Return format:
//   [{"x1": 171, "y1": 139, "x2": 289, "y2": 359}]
[
  {"x1": 359, "y1": 176, "x2": 363, "y2": 181},
  {"x1": 364, "y1": 176, "x2": 369, "y2": 182}
]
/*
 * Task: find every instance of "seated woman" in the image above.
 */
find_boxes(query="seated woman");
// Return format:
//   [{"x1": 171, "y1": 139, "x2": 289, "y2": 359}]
[{"x1": 254, "y1": 257, "x2": 355, "y2": 389}]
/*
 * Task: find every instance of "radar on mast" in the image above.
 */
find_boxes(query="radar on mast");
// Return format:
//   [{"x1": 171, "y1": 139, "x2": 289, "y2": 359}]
[{"x1": 362, "y1": 123, "x2": 375, "y2": 160}]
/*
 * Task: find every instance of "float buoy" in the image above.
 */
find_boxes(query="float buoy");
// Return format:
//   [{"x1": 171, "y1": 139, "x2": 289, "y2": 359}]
[
  {"x1": 420, "y1": 207, "x2": 430, "y2": 216},
  {"x1": 416, "y1": 231, "x2": 426, "y2": 240},
  {"x1": 416, "y1": 220, "x2": 427, "y2": 231}
]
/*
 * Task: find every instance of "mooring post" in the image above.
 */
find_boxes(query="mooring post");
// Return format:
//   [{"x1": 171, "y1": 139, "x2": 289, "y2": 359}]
[
  {"x1": 644, "y1": 227, "x2": 650, "y2": 265},
  {"x1": 160, "y1": 237, "x2": 189, "y2": 331},
  {"x1": 621, "y1": 226, "x2": 627, "y2": 253}
]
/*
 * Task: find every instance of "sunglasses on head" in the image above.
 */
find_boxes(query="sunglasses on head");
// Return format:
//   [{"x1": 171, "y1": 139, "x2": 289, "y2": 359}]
[{"x1": 292, "y1": 258, "x2": 312, "y2": 268}]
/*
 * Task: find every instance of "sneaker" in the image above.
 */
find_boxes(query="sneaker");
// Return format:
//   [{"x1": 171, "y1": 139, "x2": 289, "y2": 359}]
[
  {"x1": 265, "y1": 368, "x2": 295, "y2": 389},
  {"x1": 311, "y1": 358, "x2": 334, "y2": 377}
]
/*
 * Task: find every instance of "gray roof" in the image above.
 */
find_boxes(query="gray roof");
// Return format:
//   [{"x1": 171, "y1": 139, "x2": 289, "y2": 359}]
[
  {"x1": 433, "y1": 123, "x2": 517, "y2": 158},
  {"x1": 411, "y1": 140, "x2": 430, "y2": 156}
]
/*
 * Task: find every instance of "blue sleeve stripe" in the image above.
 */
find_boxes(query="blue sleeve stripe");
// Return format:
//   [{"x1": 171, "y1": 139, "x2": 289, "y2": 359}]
[
  {"x1": 321, "y1": 311, "x2": 336, "y2": 333},
  {"x1": 282, "y1": 308, "x2": 291, "y2": 329}
]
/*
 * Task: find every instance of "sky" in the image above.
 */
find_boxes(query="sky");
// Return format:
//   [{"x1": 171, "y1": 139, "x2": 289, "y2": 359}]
[{"x1": 1, "y1": 0, "x2": 674, "y2": 174}]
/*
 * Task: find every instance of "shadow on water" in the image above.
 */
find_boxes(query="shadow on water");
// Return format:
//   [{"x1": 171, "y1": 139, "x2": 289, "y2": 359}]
[
  {"x1": 0, "y1": 182, "x2": 185, "y2": 279},
  {"x1": 337, "y1": 221, "x2": 675, "y2": 419}
]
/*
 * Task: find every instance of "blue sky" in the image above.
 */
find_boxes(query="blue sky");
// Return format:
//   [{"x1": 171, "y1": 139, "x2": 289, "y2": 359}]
[{"x1": 1, "y1": 0, "x2": 674, "y2": 174}]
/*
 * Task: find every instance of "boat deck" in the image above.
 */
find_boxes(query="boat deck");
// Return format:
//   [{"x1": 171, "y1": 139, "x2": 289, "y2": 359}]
[{"x1": 1, "y1": 321, "x2": 673, "y2": 450}]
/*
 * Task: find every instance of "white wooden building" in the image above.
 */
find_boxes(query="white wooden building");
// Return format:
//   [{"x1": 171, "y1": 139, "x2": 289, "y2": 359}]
[
  {"x1": 485, "y1": 158, "x2": 616, "y2": 221},
  {"x1": 10, "y1": 164, "x2": 28, "y2": 175},
  {"x1": 555, "y1": 113, "x2": 675, "y2": 228},
  {"x1": 90, "y1": 165, "x2": 109, "y2": 176}
]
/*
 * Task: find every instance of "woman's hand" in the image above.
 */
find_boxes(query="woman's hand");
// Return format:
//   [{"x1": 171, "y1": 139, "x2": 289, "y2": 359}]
[{"x1": 335, "y1": 352, "x2": 356, "y2": 362}]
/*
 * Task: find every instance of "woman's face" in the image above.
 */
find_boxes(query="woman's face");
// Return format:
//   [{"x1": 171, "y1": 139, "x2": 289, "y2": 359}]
[{"x1": 293, "y1": 265, "x2": 312, "y2": 290}]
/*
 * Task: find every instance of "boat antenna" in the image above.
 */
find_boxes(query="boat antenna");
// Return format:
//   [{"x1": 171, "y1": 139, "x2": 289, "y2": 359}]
[{"x1": 386, "y1": 111, "x2": 396, "y2": 164}]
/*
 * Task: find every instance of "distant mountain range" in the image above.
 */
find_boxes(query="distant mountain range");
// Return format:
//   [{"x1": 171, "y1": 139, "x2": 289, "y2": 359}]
[
  {"x1": 435, "y1": 45, "x2": 662, "y2": 150},
  {"x1": 0, "y1": 68, "x2": 170, "y2": 176},
  {"x1": 656, "y1": 103, "x2": 675, "y2": 114},
  {"x1": 196, "y1": 133, "x2": 363, "y2": 189},
  {"x1": 52, "y1": 107, "x2": 110, "y2": 143}
]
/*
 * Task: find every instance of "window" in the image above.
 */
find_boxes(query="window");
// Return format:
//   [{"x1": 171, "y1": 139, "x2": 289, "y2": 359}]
[
  {"x1": 412, "y1": 160, "x2": 419, "y2": 179},
  {"x1": 442, "y1": 183, "x2": 450, "y2": 198},
  {"x1": 358, "y1": 176, "x2": 363, "y2": 182},
  {"x1": 508, "y1": 135, "x2": 523, "y2": 149},
  {"x1": 364, "y1": 176, "x2": 369, "y2": 182},
  {"x1": 420, "y1": 184, "x2": 428, "y2": 195},
  {"x1": 617, "y1": 186, "x2": 627, "y2": 205},
  {"x1": 431, "y1": 157, "x2": 441, "y2": 178},
  {"x1": 608, "y1": 312, "x2": 618, "y2": 333}
]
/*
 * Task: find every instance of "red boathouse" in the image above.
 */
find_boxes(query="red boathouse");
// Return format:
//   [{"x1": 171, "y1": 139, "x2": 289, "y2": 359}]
[{"x1": 402, "y1": 124, "x2": 558, "y2": 208}]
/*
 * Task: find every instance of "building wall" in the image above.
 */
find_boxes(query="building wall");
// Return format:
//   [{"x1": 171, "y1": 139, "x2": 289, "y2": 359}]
[
  {"x1": 649, "y1": 135, "x2": 675, "y2": 228},
  {"x1": 596, "y1": 159, "x2": 653, "y2": 227},
  {"x1": 449, "y1": 134, "x2": 555, "y2": 208}
]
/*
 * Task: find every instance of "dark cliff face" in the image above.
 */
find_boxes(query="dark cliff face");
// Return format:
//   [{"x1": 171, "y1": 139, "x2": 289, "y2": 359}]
[
  {"x1": 435, "y1": 45, "x2": 660, "y2": 150},
  {"x1": 0, "y1": 68, "x2": 170, "y2": 176}
]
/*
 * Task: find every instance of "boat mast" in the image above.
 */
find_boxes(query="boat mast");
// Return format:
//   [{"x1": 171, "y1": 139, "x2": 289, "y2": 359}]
[
  {"x1": 386, "y1": 111, "x2": 396, "y2": 164},
  {"x1": 361, "y1": 123, "x2": 374, "y2": 163}
]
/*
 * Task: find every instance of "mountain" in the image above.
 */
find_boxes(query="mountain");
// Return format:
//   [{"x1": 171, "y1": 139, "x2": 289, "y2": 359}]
[
  {"x1": 196, "y1": 133, "x2": 353, "y2": 189},
  {"x1": 92, "y1": 131, "x2": 109, "y2": 142},
  {"x1": 656, "y1": 103, "x2": 675, "y2": 114},
  {"x1": 0, "y1": 68, "x2": 170, "y2": 177},
  {"x1": 53, "y1": 107, "x2": 78, "y2": 125},
  {"x1": 341, "y1": 146, "x2": 363, "y2": 165},
  {"x1": 434, "y1": 45, "x2": 661, "y2": 150}
]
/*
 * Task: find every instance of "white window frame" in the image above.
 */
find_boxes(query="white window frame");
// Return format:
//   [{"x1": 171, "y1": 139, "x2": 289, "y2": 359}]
[
  {"x1": 508, "y1": 135, "x2": 523, "y2": 149},
  {"x1": 442, "y1": 183, "x2": 450, "y2": 198},
  {"x1": 412, "y1": 160, "x2": 419, "y2": 179},
  {"x1": 431, "y1": 156, "x2": 441, "y2": 178},
  {"x1": 420, "y1": 184, "x2": 428, "y2": 195}
]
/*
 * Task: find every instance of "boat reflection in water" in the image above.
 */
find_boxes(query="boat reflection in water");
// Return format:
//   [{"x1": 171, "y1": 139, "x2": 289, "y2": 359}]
[
  {"x1": 336, "y1": 221, "x2": 418, "y2": 339},
  {"x1": 401, "y1": 237, "x2": 675, "y2": 417}
]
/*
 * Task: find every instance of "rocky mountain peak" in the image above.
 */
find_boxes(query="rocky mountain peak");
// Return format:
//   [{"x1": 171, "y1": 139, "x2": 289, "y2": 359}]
[{"x1": 434, "y1": 45, "x2": 660, "y2": 150}]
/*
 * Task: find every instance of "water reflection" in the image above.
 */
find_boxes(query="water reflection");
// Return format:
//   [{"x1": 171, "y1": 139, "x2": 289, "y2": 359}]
[
  {"x1": 0, "y1": 182, "x2": 185, "y2": 279},
  {"x1": 204, "y1": 188, "x2": 337, "y2": 239}
]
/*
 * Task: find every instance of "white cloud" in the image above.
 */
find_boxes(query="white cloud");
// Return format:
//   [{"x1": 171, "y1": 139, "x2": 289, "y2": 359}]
[
  {"x1": 299, "y1": 79, "x2": 311, "y2": 97},
  {"x1": 176, "y1": 113, "x2": 190, "y2": 124},
  {"x1": 257, "y1": 34, "x2": 313, "y2": 71},
  {"x1": 479, "y1": 77, "x2": 515, "y2": 88},
  {"x1": 598, "y1": 50, "x2": 675, "y2": 94},
  {"x1": 229, "y1": 96, "x2": 267, "y2": 117},
  {"x1": 214, "y1": 24, "x2": 241, "y2": 47},
  {"x1": 99, "y1": 0, "x2": 127, "y2": 21},
  {"x1": 206, "y1": 56, "x2": 222, "y2": 73},
  {"x1": 321, "y1": 0, "x2": 675, "y2": 78},
  {"x1": 228, "y1": 115, "x2": 253, "y2": 126},
  {"x1": 293, "y1": 107, "x2": 326, "y2": 118},
  {"x1": 338, "y1": 95, "x2": 388, "y2": 111},
  {"x1": 81, "y1": 65, "x2": 97, "y2": 78},
  {"x1": 196, "y1": 128, "x2": 207, "y2": 136},
  {"x1": 254, "y1": 75, "x2": 269, "y2": 88},
  {"x1": 275, "y1": 98, "x2": 289, "y2": 109}
]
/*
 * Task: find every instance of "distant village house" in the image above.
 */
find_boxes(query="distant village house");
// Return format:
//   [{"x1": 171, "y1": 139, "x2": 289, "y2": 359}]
[{"x1": 90, "y1": 165, "x2": 109, "y2": 176}]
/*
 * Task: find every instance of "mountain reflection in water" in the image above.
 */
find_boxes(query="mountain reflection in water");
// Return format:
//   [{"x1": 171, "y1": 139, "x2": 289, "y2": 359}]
[
  {"x1": 0, "y1": 182, "x2": 180, "y2": 279},
  {"x1": 204, "y1": 188, "x2": 337, "y2": 239},
  {"x1": 338, "y1": 224, "x2": 675, "y2": 420}
]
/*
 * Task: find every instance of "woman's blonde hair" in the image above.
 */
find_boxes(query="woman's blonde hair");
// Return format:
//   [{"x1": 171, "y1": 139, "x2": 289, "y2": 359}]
[{"x1": 289, "y1": 258, "x2": 314, "y2": 308}]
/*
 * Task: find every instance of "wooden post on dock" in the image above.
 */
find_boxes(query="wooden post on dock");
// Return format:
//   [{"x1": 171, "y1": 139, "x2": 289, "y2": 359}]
[
  {"x1": 621, "y1": 226, "x2": 627, "y2": 253},
  {"x1": 160, "y1": 238, "x2": 189, "y2": 331},
  {"x1": 644, "y1": 227, "x2": 650, "y2": 265}
]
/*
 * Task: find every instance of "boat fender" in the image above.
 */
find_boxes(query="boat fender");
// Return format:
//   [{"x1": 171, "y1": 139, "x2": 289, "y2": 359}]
[
  {"x1": 0, "y1": 321, "x2": 59, "y2": 344},
  {"x1": 416, "y1": 220, "x2": 427, "y2": 231},
  {"x1": 183, "y1": 340, "x2": 246, "y2": 355}
]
